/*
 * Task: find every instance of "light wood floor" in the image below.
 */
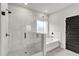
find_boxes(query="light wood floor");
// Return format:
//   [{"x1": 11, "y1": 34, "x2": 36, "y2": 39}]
[{"x1": 47, "y1": 48, "x2": 79, "y2": 56}]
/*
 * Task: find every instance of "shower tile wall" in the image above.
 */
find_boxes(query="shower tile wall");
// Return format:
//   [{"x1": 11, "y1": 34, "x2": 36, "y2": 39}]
[
  {"x1": 8, "y1": 3, "x2": 47, "y2": 55},
  {"x1": 8, "y1": 4, "x2": 33, "y2": 52}
]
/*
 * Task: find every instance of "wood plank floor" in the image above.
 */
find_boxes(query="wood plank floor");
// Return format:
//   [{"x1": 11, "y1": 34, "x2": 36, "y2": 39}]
[{"x1": 47, "y1": 48, "x2": 79, "y2": 56}]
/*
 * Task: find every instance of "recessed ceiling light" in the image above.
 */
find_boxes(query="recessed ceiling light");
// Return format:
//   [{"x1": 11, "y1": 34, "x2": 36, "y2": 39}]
[{"x1": 24, "y1": 3, "x2": 28, "y2": 5}]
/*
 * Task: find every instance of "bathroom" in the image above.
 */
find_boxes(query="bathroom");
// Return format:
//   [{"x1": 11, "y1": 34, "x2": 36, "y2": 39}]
[
  {"x1": 0, "y1": 3, "x2": 62, "y2": 56},
  {"x1": 0, "y1": 3, "x2": 79, "y2": 56}
]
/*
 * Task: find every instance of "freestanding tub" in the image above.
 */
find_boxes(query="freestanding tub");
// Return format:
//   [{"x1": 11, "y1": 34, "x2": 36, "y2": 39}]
[{"x1": 46, "y1": 39, "x2": 60, "y2": 52}]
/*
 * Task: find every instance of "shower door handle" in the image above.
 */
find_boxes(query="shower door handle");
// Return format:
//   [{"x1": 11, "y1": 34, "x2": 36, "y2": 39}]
[{"x1": 24, "y1": 32, "x2": 26, "y2": 39}]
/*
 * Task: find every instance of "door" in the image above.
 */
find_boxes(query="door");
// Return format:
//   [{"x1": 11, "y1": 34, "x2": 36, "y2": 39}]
[
  {"x1": 66, "y1": 15, "x2": 79, "y2": 53},
  {"x1": 1, "y1": 3, "x2": 9, "y2": 56}
]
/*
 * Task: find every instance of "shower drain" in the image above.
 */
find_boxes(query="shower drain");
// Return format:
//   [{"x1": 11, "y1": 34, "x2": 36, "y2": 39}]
[{"x1": 25, "y1": 52, "x2": 27, "y2": 54}]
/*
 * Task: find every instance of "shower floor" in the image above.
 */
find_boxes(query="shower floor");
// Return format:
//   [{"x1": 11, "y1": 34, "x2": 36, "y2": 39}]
[
  {"x1": 8, "y1": 48, "x2": 43, "y2": 56},
  {"x1": 8, "y1": 50, "x2": 43, "y2": 56},
  {"x1": 8, "y1": 52, "x2": 43, "y2": 56}
]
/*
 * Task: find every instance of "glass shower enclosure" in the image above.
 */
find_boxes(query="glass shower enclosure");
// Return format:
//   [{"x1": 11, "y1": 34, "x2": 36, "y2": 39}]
[{"x1": 7, "y1": 3, "x2": 47, "y2": 56}]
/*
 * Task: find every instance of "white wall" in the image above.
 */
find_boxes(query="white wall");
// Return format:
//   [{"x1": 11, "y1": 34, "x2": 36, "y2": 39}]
[
  {"x1": 8, "y1": 3, "x2": 48, "y2": 54},
  {"x1": 49, "y1": 4, "x2": 79, "y2": 49}
]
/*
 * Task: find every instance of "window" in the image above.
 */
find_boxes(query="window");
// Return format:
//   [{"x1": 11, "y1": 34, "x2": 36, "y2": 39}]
[{"x1": 37, "y1": 20, "x2": 47, "y2": 34}]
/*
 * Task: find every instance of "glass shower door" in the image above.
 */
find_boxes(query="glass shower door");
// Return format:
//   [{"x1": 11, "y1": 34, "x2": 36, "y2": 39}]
[
  {"x1": 24, "y1": 18, "x2": 44, "y2": 56},
  {"x1": 8, "y1": 3, "x2": 45, "y2": 56}
]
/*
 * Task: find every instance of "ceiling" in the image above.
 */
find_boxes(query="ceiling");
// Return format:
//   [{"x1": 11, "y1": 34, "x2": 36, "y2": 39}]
[{"x1": 26, "y1": 3, "x2": 72, "y2": 15}]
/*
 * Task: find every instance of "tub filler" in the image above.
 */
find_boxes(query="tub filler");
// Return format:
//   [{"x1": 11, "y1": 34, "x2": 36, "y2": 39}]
[{"x1": 46, "y1": 39, "x2": 60, "y2": 52}]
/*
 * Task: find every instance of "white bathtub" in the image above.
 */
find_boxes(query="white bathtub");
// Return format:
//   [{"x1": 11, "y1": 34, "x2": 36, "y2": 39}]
[{"x1": 46, "y1": 39, "x2": 60, "y2": 52}]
